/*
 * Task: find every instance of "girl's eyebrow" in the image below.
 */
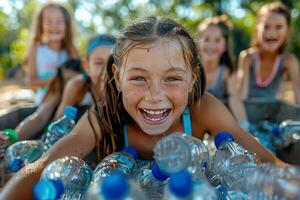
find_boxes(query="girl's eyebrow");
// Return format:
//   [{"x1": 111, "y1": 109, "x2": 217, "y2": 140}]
[{"x1": 126, "y1": 66, "x2": 187, "y2": 73}]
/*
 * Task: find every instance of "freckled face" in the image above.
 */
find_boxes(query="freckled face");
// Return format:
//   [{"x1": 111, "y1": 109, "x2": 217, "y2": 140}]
[
  {"x1": 116, "y1": 39, "x2": 194, "y2": 136},
  {"x1": 256, "y1": 12, "x2": 289, "y2": 52},
  {"x1": 42, "y1": 6, "x2": 66, "y2": 42},
  {"x1": 198, "y1": 25, "x2": 226, "y2": 62}
]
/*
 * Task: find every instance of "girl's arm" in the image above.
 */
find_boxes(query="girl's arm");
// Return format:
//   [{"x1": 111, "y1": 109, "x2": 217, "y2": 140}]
[
  {"x1": 286, "y1": 54, "x2": 300, "y2": 104},
  {"x1": 237, "y1": 50, "x2": 252, "y2": 100},
  {"x1": 53, "y1": 75, "x2": 87, "y2": 120},
  {"x1": 226, "y1": 72, "x2": 248, "y2": 121},
  {"x1": 194, "y1": 93, "x2": 287, "y2": 167},
  {"x1": 25, "y1": 46, "x2": 53, "y2": 88},
  {"x1": 15, "y1": 93, "x2": 60, "y2": 140},
  {"x1": 0, "y1": 111, "x2": 100, "y2": 200}
]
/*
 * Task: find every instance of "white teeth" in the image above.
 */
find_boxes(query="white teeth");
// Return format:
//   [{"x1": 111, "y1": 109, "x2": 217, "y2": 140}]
[
  {"x1": 142, "y1": 108, "x2": 167, "y2": 115},
  {"x1": 144, "y1": 115, "x2": 165, "y2": 122}
]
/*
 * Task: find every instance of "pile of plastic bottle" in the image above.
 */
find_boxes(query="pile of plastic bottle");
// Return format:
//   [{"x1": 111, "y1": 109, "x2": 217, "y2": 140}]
[
  {"x1": 240, "y1": 120, "x2": 300, "y2": 153},
  {"x1": 27, "y1": 131, "x2": 300, "y2": 200},
  {"x1": 2, "y1": 111, "x2": 300, "y2": 199},
  {"x1": 2, "y1": 106, "x2": 77, "y2": 172}
]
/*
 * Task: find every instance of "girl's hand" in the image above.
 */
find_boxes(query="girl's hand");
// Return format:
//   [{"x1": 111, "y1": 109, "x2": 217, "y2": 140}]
[
  {"x1": 275, "y1": 159, "x2": 291, "y2": 168},
  {"x1": 0, "y1": 131, "x2": 12, "y2": 160}
]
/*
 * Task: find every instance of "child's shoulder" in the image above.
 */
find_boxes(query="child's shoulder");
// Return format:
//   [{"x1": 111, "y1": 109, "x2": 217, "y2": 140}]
[
  {"x1": 67, "y1": 74, "x2": 86, "y2": 88},
  {"x1": 283, "y1": 52, "x2": 299, "y2": 68}
]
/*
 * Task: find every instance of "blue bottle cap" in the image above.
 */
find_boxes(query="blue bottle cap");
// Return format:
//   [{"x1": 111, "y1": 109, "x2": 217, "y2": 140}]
[
  {"x1": 168, "y1": 170, "x2": 192, "y2": 198},
  {"x1": 33, "y1": 179, "x2": 64, "y2": 200},
  {"x1": 122, "y1": 146, "x2": 139, "y2": 159},
  {"x1": 64, "y1": 106, "x2": 78, "y2": 119},
  {"x1": 151, "y1": 161, "x2": 170, "y2": 181},
  {"x1": 214, "y1": 131, "x2": 235, "y2": 149},
  {"x1": 272, "y1": 126, "x2": 280, "y2": 136},
  {"x1": 8, "y1": 158, "x2": 23, "y2": 172},
  {"x1": 101, "y1": 172, "x2": 129, "y2": 199}
]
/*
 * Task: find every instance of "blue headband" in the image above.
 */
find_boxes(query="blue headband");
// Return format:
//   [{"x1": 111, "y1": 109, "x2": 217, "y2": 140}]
[{"x1": 86, "y1": 34, "x2": 116, "y2": 57}]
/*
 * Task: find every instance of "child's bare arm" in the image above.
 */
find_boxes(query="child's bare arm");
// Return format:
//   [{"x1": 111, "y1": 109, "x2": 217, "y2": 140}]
[
  {"x1": 15, "y1": 94, "x2": 60, "y2": 140},
  {"x1": 53, "y1": 75, "x2": 87, "y2": 120},
  {"x1": 237, "y1": 50, "x2": 252, "y2": 100},
  {"x1": 226, "y1": 72, "x2": 248, "y2": 121},
  {"x1": 286, "y1": 54, "x2": 300, "y2": 104}
]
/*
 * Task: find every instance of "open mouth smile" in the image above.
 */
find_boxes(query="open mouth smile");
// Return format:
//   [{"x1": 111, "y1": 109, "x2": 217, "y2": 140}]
[{"x1": 139, "y1": 108, "x2": 171, "y2": 124}]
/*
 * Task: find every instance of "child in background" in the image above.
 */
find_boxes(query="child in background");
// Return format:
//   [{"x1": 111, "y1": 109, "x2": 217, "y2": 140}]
[
  {"x1": 53, "y1": 34, "x2": 116, "y2": 120},
  {"x1": 23, "y1": 3, "x2": 78, "y2": 104},
  {"x1": 197, "y1": 15, "x2": 248, "y2": 121},
  {"x1": 0, "y1": 17, "x2": 287, "y2": 200},
  {"x1": 0, "y1": 59, "x2": 83, "y2": 160},
  {"x1": 238, "y1": 2, "x2": 300, "y2": 104}
]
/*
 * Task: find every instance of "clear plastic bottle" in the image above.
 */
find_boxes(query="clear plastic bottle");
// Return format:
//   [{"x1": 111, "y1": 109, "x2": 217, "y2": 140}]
[
  {"x1": 153, "y1": 132, "x2": 209, "y2": 178},
  {"x1": 92, "y1": 147, "x2": 139, "y2": 184},
  {"x1": 87, "y1": 171, "x2": 146, "y2": 200},
  {"x1": 242, "y1": 163, "x2": 300, "y2": 200},
  {"x1": 163, "y1": 170, "x2": 218, "y2": 200},
  {"x1": 33, "y1": 156, "x2": 92, "y2": 200},
  {"x1": 210, "y1": 131, "x2": 257, "y2": 190},
  {"x1": 5, "y1": 140, "x2": 44, "y2": 172},
  {"x1": 43, "y1": 106, "x2": 77, "y2": 151},
  {"x1": 135, "y1": 161, "x2": 168, "y2": 199}
]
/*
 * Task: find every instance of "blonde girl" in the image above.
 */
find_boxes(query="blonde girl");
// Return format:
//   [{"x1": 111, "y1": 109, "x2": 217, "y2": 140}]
[{"x1": 24, "y1": 3, "x2": 78, "y2": 104}]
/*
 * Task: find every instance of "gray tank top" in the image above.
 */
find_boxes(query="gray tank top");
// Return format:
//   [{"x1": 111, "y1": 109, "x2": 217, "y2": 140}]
[
  {"x1": 207, "y1": 65, "x2": 227, "y2": 99},
  {"x1": 248, "y1": 54, "x2": 285, "y2": 99}
]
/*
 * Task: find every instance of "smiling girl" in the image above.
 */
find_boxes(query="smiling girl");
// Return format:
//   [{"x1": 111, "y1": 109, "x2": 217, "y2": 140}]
[
  {"x1": 24, "y1": 3, "x2": 78, "y2": 104},
  {"x1": 238, "y1": 2, "x2": 300, "y2": 103},
  {"x1": 197, "y1": 15, "x2": 247, "y2": 121},
  {"x1": 0, "y1": 16, "x2": 287, "y2": 199}
]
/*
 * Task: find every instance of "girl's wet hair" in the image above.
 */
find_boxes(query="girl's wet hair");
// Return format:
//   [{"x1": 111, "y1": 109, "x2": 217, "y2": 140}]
[
  {"x1": 88, "y1": 16, "x2": 206, "y2": 160},
  {"x1": 197, "y1": 15, "x2": 235, "y2": 74},
  {"x1": 43, "y1": 58, "x2": 83, "y2": 102},
  {"x1": 252, "y1": 2, "x2": 290, "y2": 53},
  {"x1": 24, "y1": 2, "x2": 77, "y2": 63}
]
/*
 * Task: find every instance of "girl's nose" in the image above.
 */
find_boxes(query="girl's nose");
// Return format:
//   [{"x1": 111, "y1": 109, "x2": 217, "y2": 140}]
[{"x1": 145, "y1": 82, "x2": 164, "y2": 103}]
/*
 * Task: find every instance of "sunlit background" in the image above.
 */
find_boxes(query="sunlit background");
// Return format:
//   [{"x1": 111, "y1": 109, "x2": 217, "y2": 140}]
[{"x1": 0, "y1": 0, "x2": 300, "y2": 75}]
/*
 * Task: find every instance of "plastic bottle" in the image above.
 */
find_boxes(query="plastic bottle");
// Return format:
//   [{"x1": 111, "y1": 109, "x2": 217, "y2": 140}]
[
  {"x1": 153, "y1": 132, "x2": 209, "y2": 178},
  {"x1": 241, "y1": 163, "x2": 300, "y2": 200},
  {"x1": 163, "y1": 170, "x2": 218, "y2": 200},
  {"x1": 43, "y1": 106, "x2": 77, "y2": 151},
  {"x1": 210, "y1": 131, "x2": 257, "y2": 190},
  {"x1": 87, "y1": 171, "x2": 146, "y2": 200},
  {"x1": 5, "y1": 140, "x2": 44, "y2": 172},
  {"x1": 33, "y1": 156, "x2": 92, "y2": 200},
  {"x1": 92, "y1": 147, "x2": 138, "y2": 184},
  {"x1": 261, "y1": 120, "x2": 300, "y2": 148},
  {"x1": 134, "y1": 161, "x2": 169, "y2": 199}
]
